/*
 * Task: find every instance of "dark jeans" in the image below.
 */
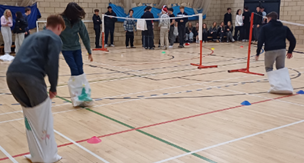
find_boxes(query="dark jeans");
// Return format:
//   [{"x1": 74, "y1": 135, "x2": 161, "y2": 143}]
[
  {"x1": 209, "y1": 32, "x2": 218, "y2": 40},
  {"x1": 142, "y1": 31, "x2": 145, "y2": 47},
  {"x1": 7, "y1": 73, "x2": 48, "y2": 107},
  {"x1": 126, "y1": 31, "x2": 134, "y2": 47},
  {"x1": 105, "y1": 26, "x2": 114, "y2": 45},
  {"x1": 234, "y1": 26, "x2": 243, "y2": 41},
  {"x1": 94, "y1": 28, "x2": 101, "y2": 48},
  {"x1": 178, "y1": 25, "x2": 185, "y2": 46},
  {"x1": 169, "y1": 26, "x2": 175, "y2": 46},
  {"x1": 243, "y1": 24, "x2": 250, "y2": 40},
  {"x1": 203, "y1": 31, "x2": 208, "y2": 42},
  {"x1": 219, "y1": 31, "x2": 226, "y2": 39},
  {"x1": 143, "y1": 26, "x2": 154, "y2": 48},
  {"x1": 62, "y1": 50, "x2": 84, "y2": 76}
]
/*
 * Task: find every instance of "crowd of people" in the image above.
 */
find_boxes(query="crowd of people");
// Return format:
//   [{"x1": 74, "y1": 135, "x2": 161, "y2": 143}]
[{"x1": 1, "y1": 8, "x2": 31, "y2": 55}]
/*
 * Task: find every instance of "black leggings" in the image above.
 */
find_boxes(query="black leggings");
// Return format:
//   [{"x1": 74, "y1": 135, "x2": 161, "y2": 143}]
[{"x1": 234, "y1": 26, "x2": 242, "y2": 41}]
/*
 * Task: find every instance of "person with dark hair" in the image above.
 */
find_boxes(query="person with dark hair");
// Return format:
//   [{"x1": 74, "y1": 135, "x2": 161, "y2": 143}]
[
  {"x1": 218, "y1": 21, "x2": 225, "y2": 42},
  {"x1": 23, "y1": 7, "x2": 31, "y2": 38},
  {"x1": 168, "y1": 8, "x2": 175, "y2": 48},
  {"x1": 242, "y1": 6, "x2": 250, "y2": 41},
  {"x1": 13, "y1": 11, "x2": 28, "y2": 53},
  {"x1": 234, "y1": 9, "x2": 243, "y2": 41},
  {"x1": 209, "y1": 22, "x2": 219, "y2": 42},
  {"x1": 224, "y1": 8, "x2": 232, "y2": 25},
  {"x1": 176, "y1": 6, "x2": 188, "y2": 48},
  {"x1": 256, "y1": 12, "x2": 296, "y2": 72},
  {"x1": 142, "y1": 8, "x2": 147, "y2": 48},
  {"x1": 124, "y1": 9, "x2": 136, "y2": 48},
  {"x1": 60, "y1": 2, "x2": 93, "y2": 107},
  {"x1": 185, "y1": 23, "x2": 194, "y2": 42},
  {"x1": 60, "y1": 2, "x2": 93, "y2": 76},
  {"x1": 7, "y1": 15, "x2": 65, "y2": 162},
  {"x1": 141, "y1": 6, "x2": 154, "y2": 50},
  {"x1": 104, "y1": 6, "x2": 117, "y2": 47},
  {"x1": 202, "y1": 23, "x2": 208, "y2": 43},
  {"x1": 253, "y1": 6, "x2": 262, "y2": 42},
  {"x1": 225, "y1": 21, "x2": 235, "y2": 42},
  {"x1": 92, "y1": 9, "x2": 102, "y2": 48}
]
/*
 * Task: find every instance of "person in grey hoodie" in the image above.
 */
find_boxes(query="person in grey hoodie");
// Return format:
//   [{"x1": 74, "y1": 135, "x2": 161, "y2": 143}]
[{"x1": 159, "y1": 8, "x2": 170, "y2": 49}]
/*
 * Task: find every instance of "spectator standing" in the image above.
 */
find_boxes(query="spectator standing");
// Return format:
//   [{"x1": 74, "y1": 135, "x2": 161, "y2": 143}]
[
  {"x1": 253, "y1": 6, "x2": 262, "y2": 42},
  {"x1": 176, "y1": 6, "x2": 188, "y2": 48},
  {"x1": 92, "y1": 9, "x2": 102, "y2": 48},
  {"x1": 234, "y1": 9, "x2": 243, "y2": 41},
  {"x1": 159, "y1": 8, "x2": 170, "y2": 49},
  {"x1": 1, "y1": 9, "x2": 13, "y2": 55},
  {"x1": 261, "y1": 6, "x2": 267, "y2": 24},
  {"x1": 141, "y1": 6, "x2": 154, "y2": 50},
  {"x1": 13, "y1": 11, "x2": 28, "y2": 54},
  {"x1": 104, "y1": 6, "x2": 117, "y2": 47},
  {"x1": 242, "y1": 6, "x2": 251, "y2": 41},
  {"x1": 124, "y1": 9, "x2": 137, "y2": 48},
  {"x1": 168, "y1": 8, "x2": 175, "y2": 48},
  {"x1": 23, "y1": 8, "x2": 31, "y2": 38},
  {"x1": 224, "y1": 8, "x2": 232, "y2": 25}
]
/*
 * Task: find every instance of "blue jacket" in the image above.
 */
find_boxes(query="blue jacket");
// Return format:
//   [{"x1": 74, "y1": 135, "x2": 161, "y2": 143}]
[{"x1": 22, "y1": 13, "x2": 29, "y2": 31}]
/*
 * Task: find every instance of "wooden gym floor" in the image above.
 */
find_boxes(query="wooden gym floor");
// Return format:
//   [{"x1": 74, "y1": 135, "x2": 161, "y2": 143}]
[{"x1": 0, "y1": 42, "x2": 304, "y2": 163}]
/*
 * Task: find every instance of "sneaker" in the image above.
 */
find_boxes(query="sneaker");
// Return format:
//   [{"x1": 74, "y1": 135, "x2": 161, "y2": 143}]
[
  {"x1": 149, "y1": 47, "x2": 155, "y2": 50},
  {"x1": 126, "y1": 46, "x2": 130, "y2": 49},
  {"x1": 196, "y1": 40, "x2": 199, "y2": 44},
  {"x1": 242, "y1": 39, "x2": 246, "y2": 42},
  {"x1": 216, "y1": 40, "x2": 220, "y2": 43},
  {"x1": 104, "y1": 44, "x2": 108, "y2": 47},
  {"x1": 111, "y1": 44, "x2": 115, "y2": 47},
  {"x1": 131, "y1": 46, "x2": 136, "y2": 48},
  {"x1": 178, "y1": 45, "x2": 183, "y2": 48},
  {"x1": 232, "y1": 39, "x2": 235, "y2": 42},
  {"x1": 168, "y1": 46, "x2": 173, "y2": 48}
]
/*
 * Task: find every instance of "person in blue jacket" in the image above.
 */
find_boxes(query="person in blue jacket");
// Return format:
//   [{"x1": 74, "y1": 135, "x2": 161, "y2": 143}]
[
  {"x1": 176, "y1": 6, "x2": 188, "y2": 48},
  {"x1": 22, "y1": 8, "x2": 31, "y2": 38}
]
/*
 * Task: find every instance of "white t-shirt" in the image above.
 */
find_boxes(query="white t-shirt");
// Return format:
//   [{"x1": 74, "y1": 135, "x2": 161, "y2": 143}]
[{"x1": 235, "y1": 15, "x2": 243, "y2": 27}]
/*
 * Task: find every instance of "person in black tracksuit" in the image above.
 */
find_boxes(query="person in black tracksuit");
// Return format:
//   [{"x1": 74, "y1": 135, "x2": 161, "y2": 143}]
[
  {"x1": 141, "y1": 6, "x2": 154, "y2": 50},
  {"x1": 224, "y1": 8, "x2": 232, "y2": 25},
  {"x1": 104, "y1": 6, "x2": 117, "y2": 47},
  {"x1": 256, "y1": 12, "x2": 296, "y2": 72},
  {"x1": 242, "y1": 6, "x2": 251, "y2": 41},
  {"x1": 92, "y1": 9, "x2": 102, "y2": 48},
  {"x1": 253, "y1": 6, "x2": 262, "y2": 42},
  {"x1": 176, "y1": 6, "x2": 188, "y2": 48}
]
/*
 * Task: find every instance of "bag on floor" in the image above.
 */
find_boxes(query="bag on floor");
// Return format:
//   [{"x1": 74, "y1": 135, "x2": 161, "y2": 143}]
[
  {"x1": 22, "y1": 98, "x2": 62, "y2": 163},
  {"x1": 137, "y1": 19, "x2": 147, "y2": 31},
  {"x1": 267, "y1": 67, "x2": 293, "y2": 94},
  {"x1": 68, "y1": 74, "x2": 93, "y2": 107},
  {"x1": 173, "y1": 26, "x2": 178, "y2": 36}
]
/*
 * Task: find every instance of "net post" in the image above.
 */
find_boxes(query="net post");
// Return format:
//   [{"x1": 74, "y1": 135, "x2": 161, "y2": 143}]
[
  {"x1": 93, "y1": 14, "x2": 108, "y2": 52},
  {"x1": 190, "y1": 13, "x2": 217, "y2": 69},
  {"x1": 227, "y1": 12, "x2": 263, "y2": 76}
]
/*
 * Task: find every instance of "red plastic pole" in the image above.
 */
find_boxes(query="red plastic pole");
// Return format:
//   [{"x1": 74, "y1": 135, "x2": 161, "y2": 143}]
[
  {"x1": 247, "y1": 12, "x2": 254, "y2": 71},
  {"x1": 200, "y1": 40, "x2": 203, "y2": 65}
]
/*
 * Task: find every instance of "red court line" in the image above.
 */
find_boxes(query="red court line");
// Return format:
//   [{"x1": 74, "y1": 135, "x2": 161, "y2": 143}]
[{"x1": 0, "y1": 94, "x2": 296, "y2": 161}]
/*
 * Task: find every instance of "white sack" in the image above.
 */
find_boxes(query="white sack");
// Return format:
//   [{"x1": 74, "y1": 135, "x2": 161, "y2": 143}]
[
  {"x1": 68, "y1": 74, "x2": 93, "y2": 107},
  {"x1": 22, "y1": 98, "x2": 61, "y2": 163},
  {"x1": 137, "y1": 19, "x2": 147, "y2": 31},
  {"x1": 0, "y1": 54, "x2": 14, "y2": 61},
  {"x1": 173, "y1": 26, "x2": 178, "y2": 36},
  {"x1": 267, "y1": 67, "x2": 293, "y2": 94}
]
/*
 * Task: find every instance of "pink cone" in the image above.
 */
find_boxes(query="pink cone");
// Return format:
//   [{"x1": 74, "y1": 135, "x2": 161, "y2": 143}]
[
  {"x1": 240, "y1": 46, "x2": 243, "y2": 48},
  {"x1": 87, "y1": 136, "x2": 101, "y2": 144}
]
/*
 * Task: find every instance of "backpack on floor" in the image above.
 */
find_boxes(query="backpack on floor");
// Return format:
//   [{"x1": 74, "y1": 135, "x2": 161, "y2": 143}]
[
  {"x1": 68, "y1": 74, "x2": 94, "y2": 107},
  {"x1": 267, "y1": 67, "x2": 293, "y2": 94},
  {"x1": 22, "y1": 98, "x2": 62, "y2": 162}
]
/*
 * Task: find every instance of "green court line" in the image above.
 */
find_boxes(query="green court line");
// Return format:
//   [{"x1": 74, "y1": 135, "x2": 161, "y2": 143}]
[{"x1": 56, "y1": 95, "x2": 216, "y2": 163}]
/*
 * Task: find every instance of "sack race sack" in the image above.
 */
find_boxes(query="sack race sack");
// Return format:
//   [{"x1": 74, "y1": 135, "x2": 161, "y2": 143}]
[
  {"x1": 22, "y1": 98, "x2": 62, "y2": 162},
  {"x1": 68, "y1": 74, "x2": 93, "y2": 107},
  {"x1": 137, "y1": 19, "x2": 147, "y2": 31},
  {"x1": 173, "y1": 26, "x2": 178, "y2": 36},
  {"x1": 267, "y1": 68, "x2": 293, "y2": 94}
]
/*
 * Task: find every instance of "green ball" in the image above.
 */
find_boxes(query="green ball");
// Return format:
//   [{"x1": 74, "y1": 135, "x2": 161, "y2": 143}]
[{"x1": 162, "y1": 51, "x2": 166, "y2": 54}]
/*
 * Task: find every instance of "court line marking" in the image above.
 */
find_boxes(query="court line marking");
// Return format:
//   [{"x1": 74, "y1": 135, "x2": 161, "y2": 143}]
[
  {"x1": 0, "y1": 145, "x2": 18, "y2": 163},
  {"x1": 155, "y1": 119, "x2": 304, "y2": 163},
  {"x1": 0, "y1": 93, "x2": 297, "y2": 162},
  {"x1": 53, "y1": 130, "x2": 109, "y2": 163}
]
